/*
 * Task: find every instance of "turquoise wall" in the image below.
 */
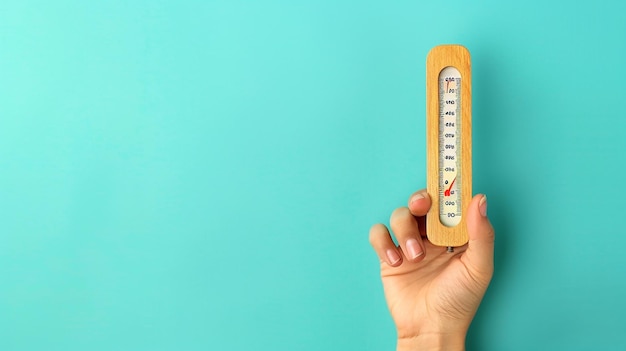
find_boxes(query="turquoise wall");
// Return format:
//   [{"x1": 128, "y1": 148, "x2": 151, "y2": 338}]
[{"x1": 1, "y1": 1, "x2": 625, "y2": 350}]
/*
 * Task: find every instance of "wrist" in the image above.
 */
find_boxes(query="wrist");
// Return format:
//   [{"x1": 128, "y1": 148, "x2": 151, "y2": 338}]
[{"x1": 396, "y1": 332, "x2": 466, "y2": 351}]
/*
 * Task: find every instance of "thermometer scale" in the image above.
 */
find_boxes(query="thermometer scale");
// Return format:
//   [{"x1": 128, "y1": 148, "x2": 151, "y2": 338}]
[{"x1": 426, "y1": 45, "x2": 472, "y2": 249}]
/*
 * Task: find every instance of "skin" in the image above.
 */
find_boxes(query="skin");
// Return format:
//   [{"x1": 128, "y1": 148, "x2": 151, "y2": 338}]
[{"x1": 369, "y1": 190, "x2": 494, "y2": 351}]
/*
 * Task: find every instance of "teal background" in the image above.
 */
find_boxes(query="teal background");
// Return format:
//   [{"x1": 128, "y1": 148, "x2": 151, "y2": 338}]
[{"x1": 1, "y1": 1, "x2": 625, "y2": 350}]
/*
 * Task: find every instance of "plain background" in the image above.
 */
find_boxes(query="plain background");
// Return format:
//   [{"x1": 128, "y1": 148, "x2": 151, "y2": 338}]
[{"x1": 1, "y1": 1, "x2": 626, "y2": 350}]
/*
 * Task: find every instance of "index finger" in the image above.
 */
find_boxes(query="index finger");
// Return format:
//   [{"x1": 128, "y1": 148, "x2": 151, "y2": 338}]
[{"x1": 407, "y1": 189, "x2": 431, "y2": 217}]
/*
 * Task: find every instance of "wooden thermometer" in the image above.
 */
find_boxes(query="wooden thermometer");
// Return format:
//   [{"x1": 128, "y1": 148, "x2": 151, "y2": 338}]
[{"x1": 426, "y1": 45, "x2": 472, "y2": 249}]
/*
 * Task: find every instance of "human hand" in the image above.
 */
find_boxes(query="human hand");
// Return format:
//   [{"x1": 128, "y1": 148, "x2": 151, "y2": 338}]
[{"x1": 369, "y1": 190, "x2": 494, "y2": 351}]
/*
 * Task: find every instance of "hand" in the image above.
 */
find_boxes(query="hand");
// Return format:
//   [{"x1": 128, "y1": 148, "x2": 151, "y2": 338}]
[{"x1": 369, "y1": 190, "x2": 494, "y2": 351}]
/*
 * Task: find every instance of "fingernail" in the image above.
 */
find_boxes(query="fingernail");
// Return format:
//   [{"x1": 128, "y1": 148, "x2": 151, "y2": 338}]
[
  {"x1": 479, "y1": 195, "x2": 488, "y2": 217},
  {"x1": 410, "y1": 193, "x2": 424, "y2": 205},
  {"x1": 406, "y1": 239, "x2": 424, "y2": 260},
  {"x1": 386, "y1": 249, "x2": 401, "y2": 265}
]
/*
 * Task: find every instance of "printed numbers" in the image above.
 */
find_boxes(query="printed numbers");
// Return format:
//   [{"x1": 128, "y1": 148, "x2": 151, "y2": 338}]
[
  {"x1": 445, "y1": 144, "x2": 455, "y2": 150},
  {"x1": 445, "y1": 155, "x2": 455, "y2": 160},
  {"x1": 445, "y1": 122, "x2": 455, "y2": 127}
]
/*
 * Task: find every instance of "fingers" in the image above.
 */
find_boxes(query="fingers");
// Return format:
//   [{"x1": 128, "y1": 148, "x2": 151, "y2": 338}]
[
  {"x1": 407, "y1": 189, "x2": 431, "y2": 217},
  {"x1": 390, "y1": 207, "x2": 426, "y2": 262},
  {"x1": 369, "y1": 189, "x2": 432, "y2": 266},
  {"x1": 408, "y1": 189, "x2": 431, "y2": 236},
  {"x1": 369, "y1": 224, "x2": 402, "y2": 266},
  {"x1": 464, "y1": 194, "x2": 495, "y2": 279}
]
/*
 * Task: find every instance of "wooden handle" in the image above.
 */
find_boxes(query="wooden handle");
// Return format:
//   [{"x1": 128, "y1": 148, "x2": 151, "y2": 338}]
[{"x1": 426, "y1": 45, "x2": 472, "y2": 247}]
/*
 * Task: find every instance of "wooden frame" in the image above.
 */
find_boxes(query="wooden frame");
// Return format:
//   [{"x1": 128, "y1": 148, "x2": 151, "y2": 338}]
[{"x1": 426, "y1": 45, "x2": 472, "y2": 247}]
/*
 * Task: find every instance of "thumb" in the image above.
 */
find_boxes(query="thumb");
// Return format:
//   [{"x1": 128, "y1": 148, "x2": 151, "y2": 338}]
[{"x1": 464, "y1": 194, "x2": 495, "y2": 279}]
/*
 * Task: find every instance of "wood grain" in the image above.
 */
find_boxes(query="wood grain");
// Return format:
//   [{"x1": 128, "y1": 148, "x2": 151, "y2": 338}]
[{"x1": 426, "y1": 45, "x2": 472, "y2": 247}]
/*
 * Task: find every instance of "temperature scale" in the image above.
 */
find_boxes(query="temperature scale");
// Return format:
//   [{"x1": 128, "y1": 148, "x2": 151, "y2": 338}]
[{"x1": 426, "y1": 45, "x2": 472, "y2": 248}]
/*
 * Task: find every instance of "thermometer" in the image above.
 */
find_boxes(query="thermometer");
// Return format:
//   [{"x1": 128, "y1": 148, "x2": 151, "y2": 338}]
[{"x1": 426, "y1": 45, "x2": 472, "y2": 249}]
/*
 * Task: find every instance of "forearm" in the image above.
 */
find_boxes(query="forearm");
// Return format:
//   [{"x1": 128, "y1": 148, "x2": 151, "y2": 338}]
[{"x1": 396, "y1": 333, "x2": 466, "y2": 351}]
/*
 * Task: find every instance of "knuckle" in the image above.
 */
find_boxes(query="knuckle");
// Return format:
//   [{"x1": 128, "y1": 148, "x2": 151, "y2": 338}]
[
  {"x1": 390, "y1": 206, "x2": 410, "y2": 221},
  {"x1": 390, "y1": 207, "x2": 412, "y2": 230},
  {"x1": 484, "y1": 225, "x2": 495, "y2": 242},
  {"x1": 369, "y1": 223, "x2": 387, "y2": 245}
]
